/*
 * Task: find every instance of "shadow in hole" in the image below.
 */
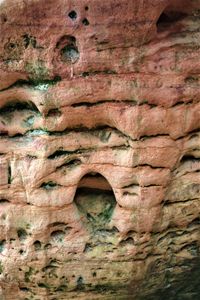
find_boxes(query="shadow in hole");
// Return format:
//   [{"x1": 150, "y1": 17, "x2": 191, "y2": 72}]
[
  {"x1": 74, "y1": 173, "x2": 117, "y2": 235},
  {"x1": 157, "y1": 10, "x2": 188, "y2": 31}
]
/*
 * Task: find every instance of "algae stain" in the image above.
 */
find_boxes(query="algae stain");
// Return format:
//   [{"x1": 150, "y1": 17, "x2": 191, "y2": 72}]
[
  {"x1": 23, "y1": 115, "x2": 35, "y2": 127},
  {"x1": 25, "y1": 60, "x2": 49, "y2": 83}
]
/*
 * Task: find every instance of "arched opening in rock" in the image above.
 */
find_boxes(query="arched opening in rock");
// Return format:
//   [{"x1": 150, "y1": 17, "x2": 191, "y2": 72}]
[{"x1": 74, "y1": 173, "x2": 116, "y2": 232}]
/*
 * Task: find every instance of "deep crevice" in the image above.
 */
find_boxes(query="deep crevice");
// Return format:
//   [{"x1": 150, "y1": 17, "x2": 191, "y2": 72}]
[
  {"x1": 71, "y1": 99, "x2": 137, "y2": 108},
  {"x1": 48, "y1": 144, "x2": 130, "y2": 161},
  {"x1": 137, "y1": 164, "x2": 167, "y2": 170},
  {"x1": 171, "y1": 100, "x2": 193, "y2": 108},
  {"x1": 119, "y1": 237, "x2": 134, "y2": 246},
  {"x1": 0, "y1": 199, "x2": 10, "y2": 205},
  {"x1": 0, "y1": 101, "x2": 40, "y2": 115},
  {"x1": 180, "y1": 154, "x2": 200, "y2": 164},
  {"x1": 44, "y1": 125, "x2": 129, "y2": 140},
  {"x1": 56, "y1": 159, "x2": 82, "y2": 170},
  {"x1": 2, "y1": 125, "x2": 129, "y2": 141},
  {"x1": 48, "y1": 148, "x2": 96, "y2": 159},
  {"x1": 139, "y1": 134, "x2": 170, "y2": 141},
  {"x1": 8, "y1": 165, "x2": 11, "y2": 184},
  {"x1": 49, "y1": 222, "x2": 68, "y2": 227},
  {"x1": 0, "y1": 76, "x2": 61, "y2": 92},
  {"x1": 0, "y1": 240, "x2": 6, "y2": 253},
  {"x1": 185, "y1": 76, "x2": 199, "y2": 84},
  {"x1": 122, "y1": 183, "x2": 139, "y2": 189},
  {"x1": 46, "y1": 108, "x2": 61, "y2": 117},
  {"x1": 48, "y1": 150, "x2": 71, "y2": 159},
  {"x1": 40, "y1": 181, "x2": 60, "y2": 190},
  {"x1": 81, "y1": 70, "x2": 117, "y2": 77}
]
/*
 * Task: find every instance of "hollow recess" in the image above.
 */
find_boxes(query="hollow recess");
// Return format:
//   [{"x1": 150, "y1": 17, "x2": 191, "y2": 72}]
[
  {"x1": 157, "y1": 8, "x2": 188, "y2": 31},
  {"x1": 40, "y1": 181, "x2": 59, "y2": 190},
  {"x1": 17, "y1": 228, "x2": 27, "y2": 241},
  {"x1": 33, "y1": 240, "x2": 41, "y2": 251},
  {"x1": 68, "y1": 10, "x2": 77, "y2": 20},
  {"x1": 82, "y1": 18, "x2": 89, "y2": 26},
  {"x1": 50, "y1": 230, "x2": 65, "y2": 242},
  {"x1": 74, "y1": 173, "x2": 116, "y2": 230},
  {"x1": 56, "y1": 35, "x2": 80, "y2": 64},
  {"x1": 180, "y1": 154, "x2": 199, "y2": 164},
  {"x1": 0, "y1": 101, "x2": 40, "y2": 115},
  {"x1": 0, "y1": 240, "x2": 6, "y2": 253},
  {"x1": 0, "y1": 199, "x2": 10, "y2": 205}
]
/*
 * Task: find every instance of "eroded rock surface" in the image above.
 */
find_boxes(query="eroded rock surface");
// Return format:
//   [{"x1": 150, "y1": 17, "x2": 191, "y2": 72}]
[{"x1": 0, "y1": 0, "x2": 200, "y2": 299}]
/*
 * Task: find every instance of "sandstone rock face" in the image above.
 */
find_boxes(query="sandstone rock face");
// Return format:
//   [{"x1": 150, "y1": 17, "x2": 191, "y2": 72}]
[{"x1": 0, "y1": 0, "x2": 200, "y2": 299}]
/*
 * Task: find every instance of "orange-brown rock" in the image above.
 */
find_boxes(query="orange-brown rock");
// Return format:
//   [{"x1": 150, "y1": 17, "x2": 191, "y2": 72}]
[{"x1": 0, "y1": 0, "x2": 200, "y2": 299}]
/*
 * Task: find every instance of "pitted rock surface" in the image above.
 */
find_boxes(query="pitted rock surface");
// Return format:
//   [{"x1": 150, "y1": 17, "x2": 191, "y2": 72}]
[{"x1": 0, "y1": 0, "x2": 200, "y2": 299}]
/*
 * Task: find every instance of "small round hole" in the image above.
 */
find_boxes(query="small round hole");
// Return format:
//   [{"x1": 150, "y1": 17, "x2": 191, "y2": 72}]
[
  {"x1": 85, "y1": 6, "x2": 89, "y2": 11},
  {"x1": 17, "y1": 228, "x2": 27, "y2": 241},
  {"x1": 9, "y1": 43, "x2": 16, "y2": 49},
  {"x1": 82, "y1": 18, "x2": 89, "y2": 26},
  {"x1": 68, "y1": 10, "x2": 77, "y2": 20},
  {"x1": 33, "y1": 240, "x2": 42, "y2": 251},
  {"x1": 1, "y1": 14, "x2": 7, "y2": 23},
  {"x1": 61, "y1": 45, "x2": 79, "y2": 63}
]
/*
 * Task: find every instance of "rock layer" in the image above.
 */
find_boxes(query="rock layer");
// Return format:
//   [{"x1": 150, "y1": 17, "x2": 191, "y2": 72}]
[{"x1": 0, "y1": 0, "x2": 200, "y2": 299}]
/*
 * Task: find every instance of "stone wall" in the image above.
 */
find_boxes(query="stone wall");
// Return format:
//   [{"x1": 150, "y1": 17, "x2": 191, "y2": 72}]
[{"x1": 0, "y1": 0, "x2": 200, "y2": 299}]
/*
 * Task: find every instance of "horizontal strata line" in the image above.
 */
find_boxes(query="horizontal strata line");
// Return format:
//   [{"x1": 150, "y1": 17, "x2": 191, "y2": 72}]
[
  {"x1": 5, "y1": 15, "x2": 199, "y2": 32},
  {"x1": 153, "y1": 220, "x2": 200, "y2": 238},
  {"x1": 1, "y1": 77, "x2": 199, "y2": 96},
  {"x1": 0, "y1": 126, "x2": 134, "y2": 141},
  {"x1": 36, "y1": 163, "x2": 168, "y2": 183},
  {"x1": 1, "y1": 127, "x2": 200, "y2": 145},
  {"x1": 154, "y1": 227, "x2": 199, "y2": 240},
  {"x1": 0, "y1": 127, "x2": 192, "y2": 143},
  {"x1": 58, "y1": 99, "x2": 199, "y2": 110},
  {"x1": 175, "y1": 242, "x2": 200, "y2": 254},
  {"x1": 0, "y1": 247, "x2": 161, "y2": 263},
  {"x1": 1, "y1": 67, "x2": 200, "y2": 92},
  {"x1": 5, "y1": 18, "x2": 156, "y2": 29},
  {"x1": 53, "y1": 162, "x2": 167, "y2": 172},
  {"x1": 70, "y1": 99, "x2": 138, "y2": 108},
  {"x1": 0, "y1": 101, "x2": 41, "y2": 114},
  {"x1": 47, "y1": 146, "x2": 132, "y2": 159},
  {"x1": 163, "y1": 198, "x2": 200, "y2": 206},
  {"x1": 0, "y1": 98, "x2": 198, "y2": 118},
  {"x1": 172, "y1": 170, "x2": 200, "y2": 179},
  {"x1": 0, "y1": 76, "x2": 62, "y2": 92}
]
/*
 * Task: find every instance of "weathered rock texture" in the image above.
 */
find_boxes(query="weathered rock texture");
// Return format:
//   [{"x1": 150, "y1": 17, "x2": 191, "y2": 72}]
[{"x1": 0, "y1": 0, "x2": 200, "y2": 299}]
